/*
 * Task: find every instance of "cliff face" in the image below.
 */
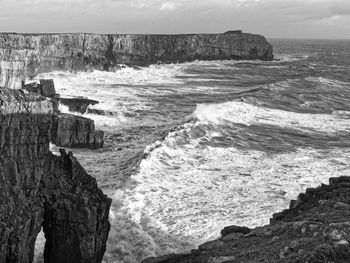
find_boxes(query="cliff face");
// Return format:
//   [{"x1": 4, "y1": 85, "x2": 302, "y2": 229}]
[
  {"x1": 0, "y1": 88, "x2": 110, "y2": 263},
  {"x1": 144, "y1": 177, "x2": 350, "y2": 263},
  {"x1": 51, "y1": 113, "x2": 104, "y2": 149},
  {"x1": 0, "y1": 32, "x2": 273, "y2": 88}
]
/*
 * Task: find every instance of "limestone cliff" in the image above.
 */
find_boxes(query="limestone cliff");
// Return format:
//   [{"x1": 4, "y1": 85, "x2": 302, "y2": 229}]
[
  {"x1": 0, "y1": 88, "x2": 111, "y2": 263},
  {"x1": 144, "y1": 177, "x2": 350, "y2": 263},
  {"x1": 0, "y1": 32, "x2": 273, "y2": 88}
]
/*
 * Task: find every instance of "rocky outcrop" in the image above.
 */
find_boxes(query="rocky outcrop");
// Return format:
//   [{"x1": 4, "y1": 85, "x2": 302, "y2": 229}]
[
  {"x1": 51, "y1": 113, "x2": 104, "y2": 149},
  {"x1": 59, "y1": 97, "x2": 99, "y2": 114},
  {"x1": 144, "y1": 177, "x2": 350, "y2": 263},
  {"x1": 23, "y1": 79, "x2": 56, "y2": 97},
  {"x1": 21, "y1": 78, "x2": 104, "y2": 149},
  {"x1": 0, "y1": 32, "x2": 273, "y2": 88},
  {"x1": 0, "y1": 88, "x2": 111, "y2": 263}
]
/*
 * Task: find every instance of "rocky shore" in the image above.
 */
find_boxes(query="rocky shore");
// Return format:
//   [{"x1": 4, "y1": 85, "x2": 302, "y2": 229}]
[
  {"x1": 143, "y1": 177, "x2": 350, "y2": 263},
  {"x1": 0, "y1": 31, "x2": 273, "y2": 88},
  {"x1": 0, "y1": 88, "x2": 111, "y2": 263}
]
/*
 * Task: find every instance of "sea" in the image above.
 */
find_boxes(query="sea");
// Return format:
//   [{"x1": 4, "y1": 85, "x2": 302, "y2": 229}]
[{"x1": 33, "y1": 38, "x2": 350, "y2": 262}]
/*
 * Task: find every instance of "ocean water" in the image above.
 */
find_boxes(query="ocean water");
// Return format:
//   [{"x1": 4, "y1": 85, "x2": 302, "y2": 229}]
[{"x1": 33, "y1": 39, "x2": 350, "y2": 262}]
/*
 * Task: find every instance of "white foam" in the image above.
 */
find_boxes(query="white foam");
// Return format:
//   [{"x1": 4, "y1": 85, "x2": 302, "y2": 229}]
[
  {"x1": 192, "y1": 101, "x2": 350, "y2": 134},
  {"x1": 31, "y1": 65, "x2": 192, "y2": 128},
  {"x1": 106, "y1": 138, "x2": 350, "y2": 262},
  {"x1": 105, "y1": 101, "x2": 350, "y2": 263},
  {"x1": 58, "y1": 104, "x2": 125, "y2": 128},
  {"x1": 306, "y1": 76, "x2": 349, "y2": 87}
]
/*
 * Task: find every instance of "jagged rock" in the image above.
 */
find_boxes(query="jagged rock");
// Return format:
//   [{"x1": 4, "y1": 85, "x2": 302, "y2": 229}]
[
  {"x1": 39, "y1": 79, "x2": 56, "y2": 97},
  {"x1": 220, "y1": 225, "x2": 251, "y2": 237},
  {"x1": 142, "y1": 177, "x2": 350, "y2": 263},
  {"x1": 59, "y1": 97, "x2": 99, "y2": 114},
  {"x1": 0, "y1": 32, "x2": 273, "y2": 88},
  {"x1": 22, "y1": 79, "x2": 56, "y2": 97},
  {"x1": 43, "y1": 150, "x2": 110, "y2": 263},
  {"x1": 21, "y1": 79, "x2": 104, "y2": 149},
  {"x1": 51, "y1": 113, "x2": 104, "y2": 149},
  {"x1": 22, "y1": 81, "x2": 41, "y2": 95},
  {"x1": 0, "y1": 88, "x2": 110, "y2": 263}
]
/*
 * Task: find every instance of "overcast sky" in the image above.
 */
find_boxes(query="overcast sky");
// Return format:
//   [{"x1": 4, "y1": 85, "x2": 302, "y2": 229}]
[{"x1": 0, "y1": 0, "x2": 349, "y2": 39}]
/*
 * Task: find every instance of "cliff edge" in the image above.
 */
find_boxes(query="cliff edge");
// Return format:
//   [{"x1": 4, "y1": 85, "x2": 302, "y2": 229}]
[
  {"x1": 144, "y1": 177, "x2": 350, "y2": 263},
  {"x1": 0, "y1": 88, "x2": 111, "y2": 263},
  {"x1": 0, "y1": 32, "x2": 273, "y2": 88}
]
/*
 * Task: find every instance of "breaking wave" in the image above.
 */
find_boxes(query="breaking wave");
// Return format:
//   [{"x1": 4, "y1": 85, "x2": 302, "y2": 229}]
[{"x1": 104, "y1": 100, "x2": 350, "y2": 263}]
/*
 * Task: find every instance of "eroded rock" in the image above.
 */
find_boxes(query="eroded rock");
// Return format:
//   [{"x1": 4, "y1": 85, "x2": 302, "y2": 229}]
[
  {"x1": 0, "y1": 88, "x2": 110, "y2": 263},
  {"x1": 51, "y1": 113, "x2": 104, "y2": 149},
  {"x1": 0, "y1": 32, "x2": 273, "y2": 89}
]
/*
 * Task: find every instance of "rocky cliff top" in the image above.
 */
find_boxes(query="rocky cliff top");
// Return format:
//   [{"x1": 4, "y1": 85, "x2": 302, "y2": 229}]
[
  {"x1": 0, "y1": 88, "x2": 53, "y2": 114},
  {"x1": 144, "y1": 176, "x2": 350, "y2": 263},
  {"x1": 0, "y1": 31, "x2": 273, "y2": 89}
]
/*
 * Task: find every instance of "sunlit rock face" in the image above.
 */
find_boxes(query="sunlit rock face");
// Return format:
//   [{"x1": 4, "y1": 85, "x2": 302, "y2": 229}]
[
  {"x1": 0, "y1": 32, "x2": 273, "y2": 88},
  {"x1": 0, "y1": 88, "x2": 111, "y2": 263}
]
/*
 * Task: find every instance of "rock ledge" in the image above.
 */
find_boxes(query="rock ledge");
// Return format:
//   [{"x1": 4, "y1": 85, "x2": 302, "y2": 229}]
[{"x1": 144, "y1": 176, "x2": 350, "y2": 263}]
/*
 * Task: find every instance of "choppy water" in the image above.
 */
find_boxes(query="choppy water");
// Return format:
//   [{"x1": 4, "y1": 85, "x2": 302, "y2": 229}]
[{"x1": 33, "y1": 39, "x2": 350, "y2": 262}]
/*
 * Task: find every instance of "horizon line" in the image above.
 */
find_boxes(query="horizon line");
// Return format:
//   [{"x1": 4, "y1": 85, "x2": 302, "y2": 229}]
[{"x1": 0, "y1": 32, "x2": 349, "y2": 41}]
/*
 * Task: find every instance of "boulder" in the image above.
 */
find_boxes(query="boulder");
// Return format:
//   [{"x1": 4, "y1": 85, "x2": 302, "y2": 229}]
[
  {"x1": 39, "y1": 79, "x2": 56, "y2": 97},
  {"x1": 51, "y1": 113, "x2": 104, "y2": 149}
]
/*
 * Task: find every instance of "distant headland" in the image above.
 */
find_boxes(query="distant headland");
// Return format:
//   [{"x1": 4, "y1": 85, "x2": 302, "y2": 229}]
[{"x1": 0, "y1": 31, "x2": 273, "y2": 89}]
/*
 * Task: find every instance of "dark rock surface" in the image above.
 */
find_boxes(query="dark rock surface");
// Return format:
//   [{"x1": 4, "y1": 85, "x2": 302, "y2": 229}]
[
  {"x1": 0, "y1": 32, "x2": 273, "y2": 88},
  {"x1": 51, "y1": 113, "x2": 104, "y2": 149},
  {"x1": 22, "y1": 79, "x2": 56, "y2": 97},
  {"x1": 143, "y1": 177, "x2": 350, "y2": 263},
  {"x1": 39, "y1": 79, "x2": 56, "y2": 97},
  {"x1": 0, "y1": 88, "x2": 111, "y2": 263},
  {"x1": 21, "y1": 78, "x2": 104, "y2": 149},
  {"x1": 59, "y1": 97, "x2": 99, "y2": 114}
]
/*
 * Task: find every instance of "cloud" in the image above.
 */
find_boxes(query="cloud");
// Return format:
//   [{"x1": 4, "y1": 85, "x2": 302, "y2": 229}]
[
  {"x1": 159, "y1": 2, "x2": 178, "y2": 11},
  {"x1": 0, "y1": 0, "x2": 349, "y2": 38}
]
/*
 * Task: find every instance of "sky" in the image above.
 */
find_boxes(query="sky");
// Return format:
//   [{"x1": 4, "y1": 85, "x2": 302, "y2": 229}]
[{"x1": 0, "y1": 0, "x2": 349, "y2": 39}]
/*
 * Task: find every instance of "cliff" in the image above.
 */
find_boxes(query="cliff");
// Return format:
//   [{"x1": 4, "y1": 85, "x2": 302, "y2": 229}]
[
  {"x1": 0, "y1": 32, "x2": 273, "y2": 88},
  {"x1": 22, "y1": 79, "x2": 104, "y2": 149},
  {"x1": 144, "y1": 177, "x2": 350, "y2": 263},
  {"x1": 0, "y1": 88, "x2": 111, "y2": 263}
]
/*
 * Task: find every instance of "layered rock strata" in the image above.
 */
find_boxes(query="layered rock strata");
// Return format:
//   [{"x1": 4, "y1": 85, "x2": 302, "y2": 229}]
[
  {"x1": 51, "y1": 113, "x2": 104, "y2": 149},
  {"x1": 22, "y1": 78, "x2": 104, "y2": 149},
  {"x1": 0, "y1": 32, "x2": 273, "y2": 88},
  {"x1": 0, "y1": 88, "x2": 111, "y2": 263},
  {"x1": 144, "y1": 177, "x2": 350, "y2": 263}
]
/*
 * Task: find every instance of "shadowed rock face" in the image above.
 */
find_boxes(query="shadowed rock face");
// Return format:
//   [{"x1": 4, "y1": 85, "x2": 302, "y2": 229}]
[
  {"x1": 0, "y1": 88, "x2": 111, "y2": 263},
  {"x1": 0, "y1": 32, "x2": 273, "y2": 88},
  {"x1": 59, "y1": 97, "x2": 99, "y2": 114},
  {"x1": 143, "y1": 177, "x2": 350, "y2": 263},
  {"x1": 51, "y1": 113, "x2": 104, "y2": 149}
]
